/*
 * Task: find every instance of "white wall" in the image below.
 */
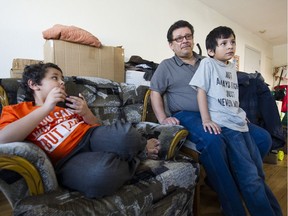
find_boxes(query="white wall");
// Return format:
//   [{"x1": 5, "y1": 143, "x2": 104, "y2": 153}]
[
  {"x1": 0, "y1": 0, "x2": 281, "y2": 85},
  {"x1": 273, "y1": 44, "x2": 288, "y2": 67}
]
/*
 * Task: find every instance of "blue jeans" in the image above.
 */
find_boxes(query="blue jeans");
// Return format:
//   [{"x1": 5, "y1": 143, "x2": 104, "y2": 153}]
[{"x1": 174, "y1": 111, "x2": 282, "y2": 216}]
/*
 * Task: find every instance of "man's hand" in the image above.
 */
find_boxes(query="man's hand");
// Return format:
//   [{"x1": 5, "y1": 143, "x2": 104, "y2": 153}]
[{"x1": 160, "y1": 117, "x2": 180, "y2": 125}]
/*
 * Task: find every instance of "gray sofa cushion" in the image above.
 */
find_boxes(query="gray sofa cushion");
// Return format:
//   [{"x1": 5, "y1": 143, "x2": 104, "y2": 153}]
[{"x1": 0, "y1": 142, "x2": 59, "y2": 207}]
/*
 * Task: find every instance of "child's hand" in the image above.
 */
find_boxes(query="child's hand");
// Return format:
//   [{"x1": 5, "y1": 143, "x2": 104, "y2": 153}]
[
  {"x1": 44, "y1": 87, "x2": 67, "y2": 110},
  {"x1": 65, "y1": 93, "x2": 100, "y2": 125},
  {"x1": 202, "y1": 120, "x2": 221, "y2": 134},
  {"x1": 65, "y1": 93, "x2": 89, "y2": 116}
]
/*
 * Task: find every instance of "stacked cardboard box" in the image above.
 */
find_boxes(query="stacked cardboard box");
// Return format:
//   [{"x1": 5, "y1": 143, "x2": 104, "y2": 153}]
[
  {"x1": 10, "y1": 58, "x2": 42, "y2": 78},
  {"x1": 43, "y1": 40, "x2": 125, "y2": 83}
]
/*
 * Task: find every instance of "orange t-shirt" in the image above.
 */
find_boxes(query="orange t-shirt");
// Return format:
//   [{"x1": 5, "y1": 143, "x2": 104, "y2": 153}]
[{"x1": 0, "y1": 102, "x2": 97, "y2": 164}]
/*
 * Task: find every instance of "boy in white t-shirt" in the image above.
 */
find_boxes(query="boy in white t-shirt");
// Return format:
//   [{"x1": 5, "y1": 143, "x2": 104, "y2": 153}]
[{"x1": 190, "y1": 26, "x2": 281, "y2": 216}]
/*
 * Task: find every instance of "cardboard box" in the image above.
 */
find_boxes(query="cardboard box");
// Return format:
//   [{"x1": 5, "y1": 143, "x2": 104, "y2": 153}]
[
  {"x1": 10, "y1": 58, "x2": 42, "y2": 78},
  {"x1": 44, "y1": 40, "x2": 125, "y2": 82},
  {"x1": 125, "y1": 70, "x2": 150, "y2": 87},
  {"x1": 10, "y1": 69, "x2": 24, "y2": 78}
]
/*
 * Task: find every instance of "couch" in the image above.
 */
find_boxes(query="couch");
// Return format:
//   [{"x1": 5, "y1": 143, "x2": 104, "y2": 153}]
[{"x1": 0, "y1": 76, "x2": 200, "y2": 216}]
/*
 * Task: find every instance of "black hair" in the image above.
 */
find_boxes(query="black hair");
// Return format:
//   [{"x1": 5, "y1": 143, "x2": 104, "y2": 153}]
[
  {"x1": 167, "y1": 20, "x2": 194, "y2": 42},
  {"x1": 206, "y1": 26, "x2": 236, "y2": 56},
  {"x1": 20, "y1": 62, "x2": 62, "y2": 101}
]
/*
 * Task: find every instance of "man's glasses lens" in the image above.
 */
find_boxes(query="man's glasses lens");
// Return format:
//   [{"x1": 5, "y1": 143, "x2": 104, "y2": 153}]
[{"x1": 173, "y1": 34, "x2": 193, "y2": 42}]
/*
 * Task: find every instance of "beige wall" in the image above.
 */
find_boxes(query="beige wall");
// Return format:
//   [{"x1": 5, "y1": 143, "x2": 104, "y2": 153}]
[
  {"x1": 273, "y1": 44, "x2": 288, "y2": 67},
  {"x1": 0, "y1": 0, "x2": 285, "y2": 85}
]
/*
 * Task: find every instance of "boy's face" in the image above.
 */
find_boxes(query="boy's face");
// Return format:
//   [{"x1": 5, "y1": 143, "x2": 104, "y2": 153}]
[
  {"x1": 208, "y1": 34, "x2": 236, "y2": 63},
  {"x1": 37, "y1": 68, "x2": 65, "y2": 98}
]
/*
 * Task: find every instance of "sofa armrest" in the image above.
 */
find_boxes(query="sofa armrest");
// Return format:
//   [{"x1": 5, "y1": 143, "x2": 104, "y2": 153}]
[
  {"x1": 0, "y1": 142, "x2": 59, "y2": 207},
  {"x1": 0, "y1": 142, "x2": 58, "y2": 191},
  {"x1": 180, "y1": 140, "x2": 201, "y2": 163},
  {"x1": 0, "y1": 154, "x2": 44, "y2": 195},
  {"x1": 134, "y1": 122, "x2": 188, "y2": 160}
]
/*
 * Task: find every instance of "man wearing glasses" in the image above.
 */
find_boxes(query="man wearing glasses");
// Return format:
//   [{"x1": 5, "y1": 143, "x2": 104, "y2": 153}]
[{"x1": 150, "y1": 20, "x2": 277, "y2": 215}]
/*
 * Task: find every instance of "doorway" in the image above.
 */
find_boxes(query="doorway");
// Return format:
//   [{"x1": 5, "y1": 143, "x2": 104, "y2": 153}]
[{"x1": 244, "y1": 46, "x2": 261, "y2": 73}]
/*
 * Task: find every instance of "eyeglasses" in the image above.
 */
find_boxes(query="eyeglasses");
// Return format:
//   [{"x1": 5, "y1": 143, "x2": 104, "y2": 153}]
[{"x1": 172, "y1": 34, "x2": 193, "y2": 43}]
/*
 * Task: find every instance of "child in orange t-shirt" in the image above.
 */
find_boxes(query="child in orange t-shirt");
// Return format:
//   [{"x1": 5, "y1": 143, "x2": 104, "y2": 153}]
[{"x1": 0, "y1": 62, "x2": 160, "y2": 198}]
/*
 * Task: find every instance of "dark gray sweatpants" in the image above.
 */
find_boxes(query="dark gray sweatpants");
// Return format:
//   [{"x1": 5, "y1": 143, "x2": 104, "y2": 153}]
[{"x1": 56, "y1": 121, "x2": 147, "y2": 198}]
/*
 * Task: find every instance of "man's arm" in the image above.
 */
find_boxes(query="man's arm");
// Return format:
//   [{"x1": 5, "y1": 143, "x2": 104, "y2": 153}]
[{"x1": 150, "y1": 90, "x2": 179, "y2": 125}]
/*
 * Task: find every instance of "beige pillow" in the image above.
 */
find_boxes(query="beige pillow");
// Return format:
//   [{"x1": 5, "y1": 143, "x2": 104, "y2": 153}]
[{"x1": 42, "y1": 24, "x2": 101, "y2": 48}]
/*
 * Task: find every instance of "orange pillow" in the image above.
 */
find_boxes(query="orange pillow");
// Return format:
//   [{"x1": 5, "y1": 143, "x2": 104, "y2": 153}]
[{"x1": 42, "y1": 24, "x2": 102, "y2": 48}]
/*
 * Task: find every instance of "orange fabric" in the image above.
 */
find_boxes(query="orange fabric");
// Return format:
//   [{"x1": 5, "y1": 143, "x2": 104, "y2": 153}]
[
  {"x1": 42, "y1": 24, "x2": 102, "y2": 48},
  {"x1": 0, "y1": 102, "x2": 98, "y2": 164}
]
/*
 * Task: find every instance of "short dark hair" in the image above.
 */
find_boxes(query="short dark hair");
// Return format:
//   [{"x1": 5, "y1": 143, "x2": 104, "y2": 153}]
[
  {"x1": 167, "y1": 20, "x2": 194, "y2": 42},
  {"x1": 20, "y1": 62, "x2": 62, "y2": 101},
  {"x1": 206, "y1": 26, "x2": 236, "y2": 54}
]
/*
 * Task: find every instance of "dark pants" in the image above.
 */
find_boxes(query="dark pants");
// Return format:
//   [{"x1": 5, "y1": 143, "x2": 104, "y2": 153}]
[{"x1": 56, "y1": 121, "x2": 147, "y2": 198}]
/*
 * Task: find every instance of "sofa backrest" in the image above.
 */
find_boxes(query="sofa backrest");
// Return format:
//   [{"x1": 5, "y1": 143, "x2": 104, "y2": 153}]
[{"x1": 0, "y1": 76, "x2": 149, "y2": 125}]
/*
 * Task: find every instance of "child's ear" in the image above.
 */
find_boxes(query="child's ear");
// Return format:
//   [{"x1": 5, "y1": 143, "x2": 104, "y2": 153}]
[
  {"x1": 207, "y1": 49, "x2": 215, "y2": 57},
  {"x1": 28, "y1": 79, "x2": 40, "y2": 91}
]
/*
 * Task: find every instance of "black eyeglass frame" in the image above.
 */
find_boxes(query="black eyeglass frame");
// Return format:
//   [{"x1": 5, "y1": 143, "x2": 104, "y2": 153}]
[{"x1": 171, "y1": 34, "x2": 193, "y2": 43}]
